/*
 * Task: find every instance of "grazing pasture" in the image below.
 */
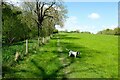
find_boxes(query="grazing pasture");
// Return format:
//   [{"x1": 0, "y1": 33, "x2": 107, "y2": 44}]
[{"x1": 3, "y1": 33, "x2": 118, "y2": 78}]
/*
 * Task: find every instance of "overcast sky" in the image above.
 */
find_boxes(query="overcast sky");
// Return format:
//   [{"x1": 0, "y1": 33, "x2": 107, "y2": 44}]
[{"x1": 56, "y1": 2, "x2": 118, "y2": 33}]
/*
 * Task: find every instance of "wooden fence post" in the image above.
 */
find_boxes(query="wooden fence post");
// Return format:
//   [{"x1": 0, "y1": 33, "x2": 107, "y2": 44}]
[
  {"x1": 38, "y1": 37, "x2": 40, "y2": 46},
  {"x1": 42, "y1": 37, "x2": 45, "y2": 44},
  {"x1": 25, "y1": 39, "x2": 28, "y2": 55}
]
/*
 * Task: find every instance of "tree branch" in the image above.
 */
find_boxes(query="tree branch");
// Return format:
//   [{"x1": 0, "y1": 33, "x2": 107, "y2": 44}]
[
  {"x1": 44, "y1": 14, "x2": 54, "y2": 20},
  {"x1": 43, "y1": 2, "x2": 56, "y2": 16},
  {"x1": 32, "y1": 17, "x2": 39, "y2": 25},
  {"x1": 38, "y1": 1, "x2": 41, "y2": 8},
  {"x1": 41, "y1": 2, "x2": 45, "y2": 18}
]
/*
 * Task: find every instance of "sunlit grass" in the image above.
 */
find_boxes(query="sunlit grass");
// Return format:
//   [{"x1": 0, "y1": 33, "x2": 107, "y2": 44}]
[{"x1": 3, "y1": 33, "x2": 118, "y2": 78}]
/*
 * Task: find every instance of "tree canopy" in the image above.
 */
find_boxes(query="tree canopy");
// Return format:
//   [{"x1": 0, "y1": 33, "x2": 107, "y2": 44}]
[{"x1": 2, "y1": 0, "x2": 67, "y2": 44}]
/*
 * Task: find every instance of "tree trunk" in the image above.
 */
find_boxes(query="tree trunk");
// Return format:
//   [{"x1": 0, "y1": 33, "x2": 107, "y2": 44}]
[{"x1": 37, "y1": 23, "x2": 40, "y2": 46}]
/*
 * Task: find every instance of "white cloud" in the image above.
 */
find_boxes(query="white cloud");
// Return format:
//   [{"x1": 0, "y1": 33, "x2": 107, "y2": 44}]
[{"x1": 88, "y1": 13, "x2": 100, "y2": 20}]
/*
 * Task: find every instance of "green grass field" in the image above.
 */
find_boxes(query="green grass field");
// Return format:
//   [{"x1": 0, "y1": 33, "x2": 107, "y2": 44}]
[{"x1": 3, "y1": 33, "x2": 118, "y2": 79}]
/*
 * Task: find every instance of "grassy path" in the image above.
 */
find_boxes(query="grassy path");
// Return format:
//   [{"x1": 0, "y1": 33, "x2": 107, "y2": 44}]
[
  {"x1": 4, "y1": 34, "x2": 74, "y2": 79},
  {"x1": 3, "y1": 33, "x2": 118, "y2": 78}
]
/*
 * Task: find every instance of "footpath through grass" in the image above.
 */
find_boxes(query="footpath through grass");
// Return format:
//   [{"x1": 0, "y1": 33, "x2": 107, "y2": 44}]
[{"x1": 3, "y1": 33, "x2": 118, "y2": 78}]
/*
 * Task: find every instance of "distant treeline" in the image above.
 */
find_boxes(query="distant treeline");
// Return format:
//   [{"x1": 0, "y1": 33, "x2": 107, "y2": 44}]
[
  {"x1": 59, "y1": 30, "x2": 92, "y2": 34},
  {"x1": 97, "y1": 27, "x2": 120, "y2": 35},
  {"x1": 59, "y1": 27, "x2": 120, "y2": 35}
]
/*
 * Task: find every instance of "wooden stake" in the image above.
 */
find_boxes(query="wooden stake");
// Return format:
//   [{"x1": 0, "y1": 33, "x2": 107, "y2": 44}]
[
  {"x1": 38, "y1": 37, "x2": 39, "y2": 46},
  {"x1": 42, "y1": 37, "x2": 45, "y2": 44},
  {"x1": 25, "y1": 39, "x2": 28, "y2": 55}
]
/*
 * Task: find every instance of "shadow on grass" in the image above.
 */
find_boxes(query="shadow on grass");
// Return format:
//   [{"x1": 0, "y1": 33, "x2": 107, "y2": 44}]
[
  {"x1": 60, "y1": 41, "x2": 102, "y2": 59},
  {"x1": 52, "y1": 36, "x2": 80, "y2": 40},
  {"x1": 60, "y1": 36, "x2": 80, "y2": 40},
  {"x1": 3, "y1": 33, "x2": 104, "y2": 79},
  {"x1": 33, "y1": 33, "x2": 103, "y2": 79},
  {"x1": 30, "y1": 57, "x2": 75, "y2": 80},
  {"x1": 3, "y1": 46, "x2": 77, "y2": 79},
  {"x1": 52, "y1": 34, "x2": 80, "y2": 40},
  {"x1": 36, "y1": 37, "x2": 102, "y2": 79},
  {"x1": 7, "y1": 56, "x2": 75, "y2": 79},
  {"x1": 2, "y1": 65, "x2": 23, "y2": 78},
  {"x1": 59, "y1": 34, "x2": 80, "y2": 40}
]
